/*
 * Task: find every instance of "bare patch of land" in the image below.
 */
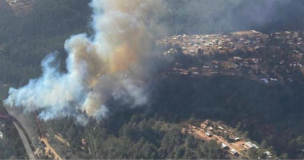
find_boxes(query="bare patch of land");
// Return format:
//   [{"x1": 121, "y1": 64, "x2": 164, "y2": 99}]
[{"x1": 6, "y1": 0, "x2": 34, "y2": 16}]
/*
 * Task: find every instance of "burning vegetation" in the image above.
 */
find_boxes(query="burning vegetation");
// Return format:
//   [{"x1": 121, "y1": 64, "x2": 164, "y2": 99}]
[{"x1": 2, "y1": 0, "x2": 304, "y2": 159}]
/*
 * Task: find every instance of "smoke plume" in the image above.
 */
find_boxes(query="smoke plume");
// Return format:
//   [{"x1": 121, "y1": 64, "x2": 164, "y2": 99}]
[{"x1": 4, "y1": 0, "x2": 165, "y2": 125}]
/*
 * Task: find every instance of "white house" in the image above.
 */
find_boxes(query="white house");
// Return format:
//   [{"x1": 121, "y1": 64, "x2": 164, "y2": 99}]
[
  {"x1": 205, "y1": 132, "x2": 212, "y2": 137},
  {"x1": 245, "y1": 141, "x2": 259, "y2": 149},
  {"x1": 222, "y1": 143, "x2": 228, "y2": 149},
  {"x1": 0, "y1": 131, "x2": 3, "y2": 139}
]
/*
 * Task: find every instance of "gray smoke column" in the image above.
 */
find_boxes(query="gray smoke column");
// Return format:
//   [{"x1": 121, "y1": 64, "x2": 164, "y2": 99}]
[{"x1": 4, "y1": 0, "x2": 165, "y2": 125}]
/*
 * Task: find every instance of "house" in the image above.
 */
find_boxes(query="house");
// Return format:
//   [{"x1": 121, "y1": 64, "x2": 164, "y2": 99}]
[
  {"x1": 218, "y1": 126, "x2": 224, "y2": 130},
  {"x1": 245, "y1": 141, "x2": 259, "y2": 149},
  {"x1": 229, "y1": 42, "x2": 235, "y2": 47},
  {"x1": 208, "y1": 127, "x2": 214, "y2": 131},
  {"x1": 261, "y1": 78, "x2": 269, "y2": 84},
  {"x1": 251, "y1": 30, "x2": 260, "y2": 34},
  {"x1": 214, "y1": 65, "x2": 219, "y2": 69},
  {"x1": 230, "y1": 149, "x2": 238, "y2": 156},
  {"x1": 0, "y1": 131, "x2": 3, "y2": 139},
  {"x1": 264, "y1": 151, "x2": 272, "y2": 157},
  {"x1": 180, "y1": 71, "x2": 188, "y2": 75},
  {"x1": 205, "y1": 132, "x2": 212, "y2": 137},
  {"x1": 233, "y1": 57, "x2": 243, "y2": 61},
  {"x1": 203, "y1": 66, "x2": 210, "y2": 69},
  {"x1": 190, "y1": 50, "x2": 196, "y2": 54},
  {"x1": 255, "y1": 46, "x2": 260, "y2": 50},
  {"x1": 222, "y1": 143, "x2": 229, "y2": 149},
  {"x1": 270, "y1": 78, "x2": 278, "y2": 82},
  {"x1": 293, "y1": 50, "x2": 300, "y2": 54}
]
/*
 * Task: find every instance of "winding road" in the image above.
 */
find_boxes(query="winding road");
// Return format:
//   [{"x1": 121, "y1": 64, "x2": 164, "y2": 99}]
[
  {"x1": 13, "y1": 121, "x2": 36, "y2": 159},
  {"x1": 0, "y1": 113, "x2": 36, "y2": 159}
]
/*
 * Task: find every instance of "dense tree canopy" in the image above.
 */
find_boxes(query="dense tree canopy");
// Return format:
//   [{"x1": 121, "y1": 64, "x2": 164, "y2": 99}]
[{"x1": 1, "y1": 0, "x2": 304, "y2": 159}]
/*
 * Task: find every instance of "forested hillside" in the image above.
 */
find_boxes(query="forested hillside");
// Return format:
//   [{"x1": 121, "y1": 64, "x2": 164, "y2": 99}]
[
  {"x1": 1, "y1": 0, "x2": 304, "y2": 159},
  {"x1": 151, "y1": 76, "x2": 304, "y2": 158},
  {"x1": 43, "y1": 75, "x2": 304, "y2": 159},
  {"x1": 43, "y1": 116, "x2": 227, "y2": 159}
]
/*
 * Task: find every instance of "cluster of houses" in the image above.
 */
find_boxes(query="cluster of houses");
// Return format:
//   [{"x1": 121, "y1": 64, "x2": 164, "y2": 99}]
[
  {"x1": 273, "y1": 31, "x2": 303, "y2": 49},
  {"x1": 160, "y1": 30, "x2": 304, "y2": 85},
  {"x1": 6, "y1": 0, "x2": 33, "y2": 6},
  {"x1": 194, "y1": 119, "x2": 274, "y2": 158},
  {"x1": 168, "y1": 56, "x2": 282, "y2": 85},
  {"x1": 161, "y1": 30, "x2": 267, "y2": 56}
]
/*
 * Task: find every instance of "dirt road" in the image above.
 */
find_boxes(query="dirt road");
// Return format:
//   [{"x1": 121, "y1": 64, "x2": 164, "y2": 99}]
[
  {"x1": 41, "y1": 138, "x2": 62, "y2": 160},
  {"x1": 189, "y1": 125, "x2": 248, "y2": 158}
]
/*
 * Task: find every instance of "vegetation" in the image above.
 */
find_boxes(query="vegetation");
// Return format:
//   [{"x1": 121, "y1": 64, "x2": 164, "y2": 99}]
[
  {"x1": 45, "y1": 115, "x2": 227, "y2": 159},
  {"x1": 1, "y1": 0, "x2": 304, "y2": 159},
  {"x1": 38, "y1": 74, "x2": 304, "y2": 159},
  {"x1": 0, "y1": 103, "x2": 27, "y2": 159},
  {"x1": 151, "y1": 76, "x2": 304, "y2": 159}
]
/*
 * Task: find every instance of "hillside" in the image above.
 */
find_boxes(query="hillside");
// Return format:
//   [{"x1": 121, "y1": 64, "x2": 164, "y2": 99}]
[
  {"x1": 1, "y1": 0, "x2": 304, "y2": 159},
  {"x1": 35, "y1": 74, "x2": 304, "y2": 159}
]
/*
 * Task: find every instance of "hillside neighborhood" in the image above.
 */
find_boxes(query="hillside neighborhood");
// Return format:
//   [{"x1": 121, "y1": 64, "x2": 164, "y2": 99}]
[
  {"x1": 2, "y1": 0, "x2": 304, "y2": 159},
  {"x1": 158, "y1": 30, "x2": 304, "y2": 85}
]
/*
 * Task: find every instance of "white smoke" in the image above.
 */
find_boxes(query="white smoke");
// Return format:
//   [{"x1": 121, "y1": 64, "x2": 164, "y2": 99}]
[{"x1": 4, "y1": 0, "x2": 165, "y2": 125}]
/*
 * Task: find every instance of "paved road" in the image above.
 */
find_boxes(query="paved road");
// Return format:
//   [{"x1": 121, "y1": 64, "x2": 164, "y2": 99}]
[
  {"x1": 13, "y1": 121, "x2": 36, "y2": 159},
  {"x1": 0, "y1": 113, "x2": 36, "y2": 160}
]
